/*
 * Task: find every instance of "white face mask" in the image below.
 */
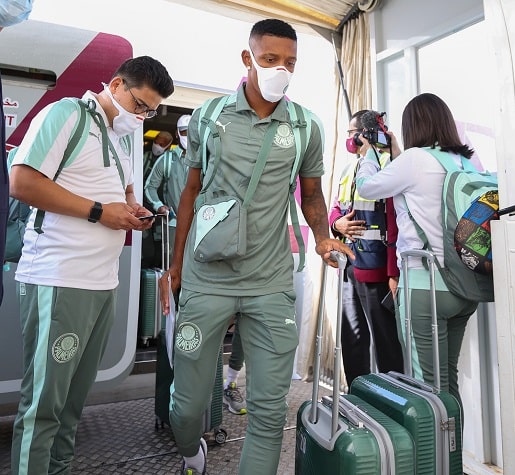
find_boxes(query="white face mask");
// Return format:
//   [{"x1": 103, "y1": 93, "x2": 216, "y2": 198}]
[
  {"x1": 103, "y1": 83, "x2": 144, "y2": 136},
  {"x1": 152, "y1": 143, "x2": 167, "y2": 156},
  {"x1": 179, "y1": 134, "x2": 188, "y2": 150},
  {"x1": 0, "y1": 0, "x2": 32, "y2": 27},
  {"x1": 248, "y1": 47, "x2": 293, "y2": 103}
]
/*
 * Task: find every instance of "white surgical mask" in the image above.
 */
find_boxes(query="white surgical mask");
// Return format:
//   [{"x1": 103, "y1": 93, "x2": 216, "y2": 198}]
[
  {"x1": 248, "y1": 47, "x2": 293, "y2": 103},
  {"x1": 0, "y1": 0, "x2": 32, "y2": 27},
  {"x1": 152, "y1": 143, "x2": 166, "y2": 156},
  {"x1": 103, "y1": 83, "x2": 144, "y2": 136},
  {"x1": 179, "y1": 134, "x2": 188, "y2": 150}
]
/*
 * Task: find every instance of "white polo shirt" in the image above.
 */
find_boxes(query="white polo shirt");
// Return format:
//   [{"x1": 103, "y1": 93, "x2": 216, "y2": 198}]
[{"x1": 13, "y1": 91, "x2": 135, "y2": 290}]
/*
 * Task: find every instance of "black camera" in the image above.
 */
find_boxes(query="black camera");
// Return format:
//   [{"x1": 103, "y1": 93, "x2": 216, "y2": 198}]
[
  {"x1": 362, "y1": 129, "x2": 390, "y2": 147},
  {"x1": 361, "y1": 111, "x2": 391, "y2": 148}
]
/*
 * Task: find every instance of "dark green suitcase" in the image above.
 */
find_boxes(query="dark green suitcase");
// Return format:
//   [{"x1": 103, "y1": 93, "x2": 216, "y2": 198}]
[
  {"x1": 350, "y1": 250, "x2": 463, "y2": 475},
  {"x1": 138, "y1": 216, "x2": 169, "y2": 345},
  {"x1": 295, "y1": 252, "x2": 415, "y2": 474},
  {"x1": 351, "y1": 372, "x2": 461, "y2": 475},
  {"x1": 296, "y1": 394, "x2": 415, "y2": 474},
  {"x1": 138, "y1": 268, "x2": 163, "y2": 345},
  {"x1": 155, "y1": 330, "x2": 227, "y2": 445}
]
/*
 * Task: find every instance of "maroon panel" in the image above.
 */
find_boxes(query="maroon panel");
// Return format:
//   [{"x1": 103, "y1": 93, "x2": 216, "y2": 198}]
[{"x1": 8, "y1": 32, "x2": 133, "y2": 146}]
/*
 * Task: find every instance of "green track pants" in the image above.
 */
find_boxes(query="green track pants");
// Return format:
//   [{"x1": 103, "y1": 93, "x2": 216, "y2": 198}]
[
  {"x1": 170, "y1": 289, "x2": 298, "y2": 475},
  {"x1": 11, "y1": 284, "x2": 116, "y2": 475}
]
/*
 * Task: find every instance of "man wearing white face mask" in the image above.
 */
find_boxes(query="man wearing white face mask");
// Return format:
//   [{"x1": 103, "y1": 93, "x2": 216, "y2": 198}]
[
  {"x1": 143, "y1": 131, "x2": 173, "y2": 184},
  {"x1": 144, "y1": 114, "x2": 192, "y2": 261},
  {"x1": 144, "y1": 115, "x2": 191, "y2": 219},
  {"x1": 159, "y1": 19, "x2": 353, "y2": 475},
  {"x1": 9, "y1": 56, "x2": 174, "y2": 475}
]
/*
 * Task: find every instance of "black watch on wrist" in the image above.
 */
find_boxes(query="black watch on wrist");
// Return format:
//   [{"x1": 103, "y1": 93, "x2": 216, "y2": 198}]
[{"x1": 88, "y1": 201, "x2": 103, "y2": 223}]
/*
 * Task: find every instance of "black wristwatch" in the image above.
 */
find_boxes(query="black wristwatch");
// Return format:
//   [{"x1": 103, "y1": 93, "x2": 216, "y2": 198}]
[{"x1": 88, "y1": 201, "x2": 103, "y2": 223}]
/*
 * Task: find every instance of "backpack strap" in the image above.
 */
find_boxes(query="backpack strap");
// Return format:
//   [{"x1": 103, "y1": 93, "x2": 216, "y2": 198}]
[
  {"x1": 425, "y1": 147, "x2": 476, "y2": 173},
  {"x1": 426, "y1": 146, "x2": 496, "y2": 198},
  {"x1": 197, "y1": 94, "x2": 235, "y2": 185},
  {"x1": 34, "y1": 99, "x2": 88, "y2": 233},
  {"x1": 242, "y1": 121, "x2": 280, "y2": 208},
  {"x1": 120, "y1": 134, "x2": 132, "y2": 157},
  {"x1": 286, "y1": 101, "x2": 313, "y2": 271},
  {"x1": 85, "y1": 99, "x2": 126, "y2": 188}
]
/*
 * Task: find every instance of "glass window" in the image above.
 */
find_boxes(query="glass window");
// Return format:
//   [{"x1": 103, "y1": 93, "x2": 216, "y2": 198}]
[{"x1": 418, "y1": 21, "x2": 497, "y2": 171}]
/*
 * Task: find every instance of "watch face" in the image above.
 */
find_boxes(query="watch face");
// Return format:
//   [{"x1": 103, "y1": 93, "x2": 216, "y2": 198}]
[{"x1": 89, "y1": 202, "x2": 103, "y2": 222}]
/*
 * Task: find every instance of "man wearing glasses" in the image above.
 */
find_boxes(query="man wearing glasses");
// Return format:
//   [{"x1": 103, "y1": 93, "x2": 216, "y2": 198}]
[{"x1": 9, "y1": 56, "x2": 174, "y2": 475}]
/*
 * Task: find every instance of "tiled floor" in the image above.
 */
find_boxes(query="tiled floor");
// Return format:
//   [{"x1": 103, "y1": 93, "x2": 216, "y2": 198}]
[{"x1": 0, "y1": 369, "x2": 329, "y2": 474}]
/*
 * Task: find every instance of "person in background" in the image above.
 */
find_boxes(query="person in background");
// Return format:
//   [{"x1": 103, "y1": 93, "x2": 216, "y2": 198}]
[
  {"x1": 9, "y1": 56, "x2": 174, "y2": 475},
  {"x1": 223, "y1": 316, "x2": 247, "y2": 415},
  {"x1": 141, "y1": 130, "x2": 173, "y2": 266},
  {"x1": 0, "y1": 0, "x2": 33, "y2": 305},
  {"x1": 143, "y1": 130, "x2": 173, "y2": 184},
  {"x1": 144, "y1": 116, "x2": 190, "y2": 265},
  {"x1": 144, "y1": 115, "x2": 191, "y2": 222},
  {"x1": 159, "y1": 18, "x2": 353, "y2": 475},
  {"x1": 355, "y1": 92, "x2": 478, "y2": 409},
  {"x1": 329, "y1": 110, "x2": 403, "y2": 388}
]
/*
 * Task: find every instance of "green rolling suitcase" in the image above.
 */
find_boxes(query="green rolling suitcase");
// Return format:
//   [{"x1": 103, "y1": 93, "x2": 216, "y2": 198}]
[
  {"x1": 350, "y1": 249, "x2": 463, "y2": 475},
  {"x1": 295, "y1": 252, "x2": 415, "y2": 474},
  {"x1": 138, "y1": 215, "x2": 169, "y2": 345},
  {"x1": 155, "y1": 330, "x2": 228, "y2": 445},
  {"x1": 139, "y1": 268, "x2": 163, "y2": 345}
]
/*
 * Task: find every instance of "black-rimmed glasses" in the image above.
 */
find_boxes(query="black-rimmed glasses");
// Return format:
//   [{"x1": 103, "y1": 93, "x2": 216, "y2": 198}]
[{"x1": 124, "y1": 80, "x2": 158, "y2": 118}]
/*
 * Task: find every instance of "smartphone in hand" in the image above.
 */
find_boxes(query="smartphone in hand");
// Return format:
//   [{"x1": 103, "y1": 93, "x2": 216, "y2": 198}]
[
  {"x1": 138, "y1": 213, "x2": 166, "y2": 220},
  {"x1": 381, "y1": 290, "x2": 396, "y2": 314}
]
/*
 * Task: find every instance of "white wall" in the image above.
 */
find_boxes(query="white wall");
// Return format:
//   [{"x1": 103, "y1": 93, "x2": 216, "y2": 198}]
[{"x1": 376, "y1": 0, "x2": 484, "y2": 56}]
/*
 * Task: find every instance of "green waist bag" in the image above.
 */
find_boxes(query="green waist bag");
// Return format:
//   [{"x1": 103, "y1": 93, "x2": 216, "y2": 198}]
[{"x1": 193, "y1": 196, "x2": 247, "y2": 262}]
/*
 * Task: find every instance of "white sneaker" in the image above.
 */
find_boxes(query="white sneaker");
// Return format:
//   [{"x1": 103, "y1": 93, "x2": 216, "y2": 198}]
[{"x1": 177, "y1": 437, "x2": 207, "y2": 475}]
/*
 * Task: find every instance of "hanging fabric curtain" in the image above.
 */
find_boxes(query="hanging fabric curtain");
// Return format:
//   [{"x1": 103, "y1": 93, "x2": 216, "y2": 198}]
[
  {"x1": 295, "y1": 11, "x2": 373, "y2": 386},
  {"x1": 342, "y1": 13, "x2": 372, "y2": 115}
]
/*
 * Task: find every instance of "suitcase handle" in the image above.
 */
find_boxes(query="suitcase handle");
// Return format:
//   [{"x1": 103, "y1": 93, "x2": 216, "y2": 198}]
[
  {"x1": 321, "y1": 396, "x2": 362, "y2": 428},
  {"x1": 158, "y1": 214, "x2": 171, "y2": 339},
  {"x1": 310, "y1": 251, "x2": 347, "y2": 439},
  {"x1": 160, "y1": 213, "x2": 170, "y2": 271},
  {"x1": 400, "y1": 249, "x2": 440, "y2": 391},
  {"x1": 386, "y1": 371, "x2": 438, "y2": 394}
]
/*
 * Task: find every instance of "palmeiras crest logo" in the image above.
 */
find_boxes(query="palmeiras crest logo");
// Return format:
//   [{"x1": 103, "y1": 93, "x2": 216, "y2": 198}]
[
  {"x1": 274, "y1": 122, "x2": 294, "y2": 148},
  {"x1": 52, "y1": 333, "x2": 80, "y2": 363},
  {"x1": 175, "y1": 322, "x2": 202, "y2": 353}
]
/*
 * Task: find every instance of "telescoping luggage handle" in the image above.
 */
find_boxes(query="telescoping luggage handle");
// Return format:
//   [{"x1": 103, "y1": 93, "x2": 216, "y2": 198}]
[
  {"x1": 310, "y1": 251, "x2": 347, "y2": 438},
  {"x1": 159, "y1": 213, "x2": 177, "y2": 367},
  {"x1": 160, "y1": 213, "x2": 170, "y2": 271},
  {"x1": 400, "y1": 249, "x2": 441, "y2": 391}
]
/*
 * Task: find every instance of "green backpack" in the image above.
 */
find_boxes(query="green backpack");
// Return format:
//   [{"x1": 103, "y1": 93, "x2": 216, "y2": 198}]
[
  {"x1": 196, "y1": 93, "x2": 319, "y2": 271},
  {"x1": 406, "y1": 147, "x2": 498, "y2": 302}
]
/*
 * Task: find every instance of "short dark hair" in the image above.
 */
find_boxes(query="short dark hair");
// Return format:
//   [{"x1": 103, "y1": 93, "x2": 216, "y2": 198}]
[
  {"x1": 113, "y1": 56, "x2": 174, "y2": 99},
  {"x1": 250, "y1": 19, "x2": 297, "y2": 42},
  {"x1": 402, "y1": 93, "x2": 474, "y2": 158},
  {"x1": 351, "y1": 109, "x2": 372, "y2": 129}
]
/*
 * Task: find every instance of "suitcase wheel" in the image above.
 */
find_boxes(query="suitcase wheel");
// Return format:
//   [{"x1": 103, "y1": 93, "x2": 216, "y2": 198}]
[
  {"x1": 214, "y1": 428, "x2": 228, "y2": 445},
  {"x1": 155, "y1": 417, "x2": 168, "y2": 431}
]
